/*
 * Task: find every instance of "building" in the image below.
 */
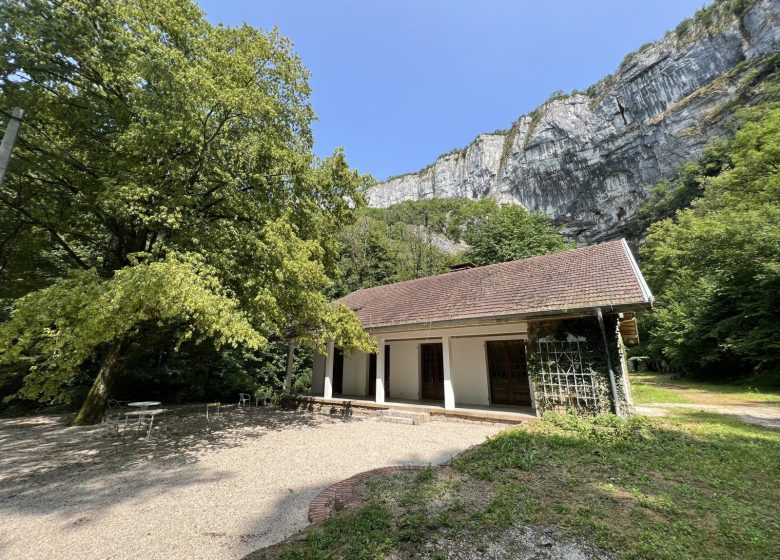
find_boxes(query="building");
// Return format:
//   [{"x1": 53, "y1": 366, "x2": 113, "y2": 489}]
[{"x1": 310, "y1": 239, "x2": 653, "y2": 417}]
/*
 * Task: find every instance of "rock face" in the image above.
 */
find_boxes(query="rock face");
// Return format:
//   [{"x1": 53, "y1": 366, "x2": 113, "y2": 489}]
[{"x1": 366, "y1": 0, "x2": 780, "y2": 243}]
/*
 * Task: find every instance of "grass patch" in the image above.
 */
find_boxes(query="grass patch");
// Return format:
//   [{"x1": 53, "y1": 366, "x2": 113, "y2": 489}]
[
  {"x1": 452, "y1": 412, "x2": 780, "y2": 559},
  {"x1": 630, "y1": 378, "x2": 695, "y2": 404},
  {"x1": 274, "y1": 502, "x2": 396, "y2": 560},
  {"x1": 255, "y1": 412, "x2": 780, "y2": 559},
  {"x1": 630, "y1": 373, "x2": 780, "y2": 406}
]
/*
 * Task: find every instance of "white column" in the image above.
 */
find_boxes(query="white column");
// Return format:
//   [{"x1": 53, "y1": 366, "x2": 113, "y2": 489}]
[
  {"x1": 442, "y1": 335, "x2": 455, "y2": 410},
  {"x1": 375, "y1": 338, "x2": 385, "y2": 404},
  {"x1": 283, "y1": 343, "x2": 295, "y2": 395},
  {"x1": 324, "y1": 341, "x2": 334, "y2": 399}
]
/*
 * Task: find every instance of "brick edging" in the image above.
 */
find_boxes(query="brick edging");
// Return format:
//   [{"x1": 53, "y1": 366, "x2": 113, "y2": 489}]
[{"x1": 308, "y1": 465, "x2": 425, "y2": 523}]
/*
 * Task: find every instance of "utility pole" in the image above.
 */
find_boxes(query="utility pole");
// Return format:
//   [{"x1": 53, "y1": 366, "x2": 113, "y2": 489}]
[{"x1": 0, "y1": 107, "x2": 24, "y2": 189}]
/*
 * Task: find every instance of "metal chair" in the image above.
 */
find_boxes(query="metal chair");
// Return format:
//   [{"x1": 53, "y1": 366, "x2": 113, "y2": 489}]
[
  {"x1": 101, "y1": 399, "x2": 130, "y2": 436},
  {"x1": 238, "y1": 393, "x2": 251, "y2": 408},
  {"x1": 122, "y1": 408, "x2": 167, "y2": 441},
  {"x1": 206, "y1": 402, "x2": 221, "y2": 431},
  {"x1": 254, "y1": 391, "x2": 269, "y2": 407},
  {"x1": 106, "y1": 398, "x2": 129, "y2": 410},
  {"x1": 101, "y1": 411, "x2": 123, "y2": 436}
]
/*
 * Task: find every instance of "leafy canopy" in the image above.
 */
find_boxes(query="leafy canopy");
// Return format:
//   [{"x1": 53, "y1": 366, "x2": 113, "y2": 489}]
[
  {"x1": 0, "y1": 0, "x2": 374, "y2": 402},
  {"x1": 332, "y1": 198, "x2": 572, "y2": 296},
  {"x1": 641, "y1": 100, "x2": 780, "y2": 377},
  {"x1": 334, "y1": 211, "x2": 456, "y2": 296},
  {"x1": 463, "y1": 204, "x2": 572, "y2": 266}
]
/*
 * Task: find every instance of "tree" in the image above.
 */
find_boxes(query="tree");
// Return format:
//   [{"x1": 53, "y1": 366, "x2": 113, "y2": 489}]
[
  {"x1": 334, "y1": 214, "x2": 397, "y2": 294},
  {"x1": 0, "y1": 0, "x2": 374, "y2": 423},
  {"x1": 462, "y1": 204, "x2": 571, "y2": 266},
  {"x1": 333, "y1": 210, "x2": 454, "y2": 296},
  {"x1": 628, "y1": 140, "x2": 732, "y2": 237},
  {"x1": 641, "y1": 101, "x2": 780, "y2": 379}
]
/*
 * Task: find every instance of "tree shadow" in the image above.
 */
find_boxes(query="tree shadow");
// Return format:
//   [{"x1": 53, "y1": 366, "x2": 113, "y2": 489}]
[
  {"x1": 1, "y1": 406, "x2": 499, "y2": 559},
  {"x1": 0, "y1": 405, "x2": 344, "y2": 520}
]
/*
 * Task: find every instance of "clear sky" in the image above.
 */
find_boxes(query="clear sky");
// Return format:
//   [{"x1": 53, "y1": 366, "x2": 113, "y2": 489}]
[{"x1": 196, "y1": 0, "x2": 708, "y2": 181}]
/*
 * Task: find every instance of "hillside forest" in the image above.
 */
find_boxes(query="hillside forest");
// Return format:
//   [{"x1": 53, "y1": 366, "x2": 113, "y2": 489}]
[{"x1": 0, "y1": 0, "x2": 778, "y2": 422}]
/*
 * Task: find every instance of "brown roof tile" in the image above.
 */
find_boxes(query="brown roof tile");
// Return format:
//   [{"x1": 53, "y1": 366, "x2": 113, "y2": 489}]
[{"x1": 339, "y1": 239, "x2": 653, "y2": 329}]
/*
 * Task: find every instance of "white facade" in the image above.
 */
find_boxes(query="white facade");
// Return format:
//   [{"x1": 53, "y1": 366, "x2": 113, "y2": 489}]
[{"x1": 311, "y1": 320, "x2": 534, "y2": 410}]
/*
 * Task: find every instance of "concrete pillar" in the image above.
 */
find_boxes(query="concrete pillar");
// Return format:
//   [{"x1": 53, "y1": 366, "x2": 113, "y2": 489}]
[
  {"x1": 442, "y1": 335, "x2": 455, "y2": 410},
  {"x1": 375, "y1": 338, "x2": 385, "y2": 404},
  {"x1": 324, "y1": 341, "x2": 334, "y2": 399},
  {"x1": 283, "y1": 343, "x2": 295, "y2": 395}
]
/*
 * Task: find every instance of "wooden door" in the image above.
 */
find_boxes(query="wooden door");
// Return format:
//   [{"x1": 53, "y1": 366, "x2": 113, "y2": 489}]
[
  {"x1": 486, "y1": 340, "x2": 531, "y2": 406},
  {"x1": 368, "y1": 352, "x2": 376, "y2": 397},
  {"x1": 420, "y1": 343, "x2": 444, "y2": 401},
  {"x1": 368, "y1": 346, "x2": 390, "y2": 398},
  {"x1": 333, "y1": 348, "x2": 344, "y2": 394}
]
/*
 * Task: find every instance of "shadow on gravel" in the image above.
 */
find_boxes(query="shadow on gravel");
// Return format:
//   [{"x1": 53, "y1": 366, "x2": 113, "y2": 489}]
[{"x1": 0, "y1": 406, "x2": 345, "y2": 517}]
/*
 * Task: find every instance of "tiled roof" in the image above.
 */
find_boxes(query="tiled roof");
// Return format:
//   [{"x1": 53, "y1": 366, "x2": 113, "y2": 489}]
[{"x1": 339, "y1": 239, "x2": 653, "y2": 329}]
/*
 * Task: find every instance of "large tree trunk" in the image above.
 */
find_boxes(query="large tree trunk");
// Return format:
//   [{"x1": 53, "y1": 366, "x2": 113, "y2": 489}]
[{"x1": 71, "y1": 338, "x2": 129, "y2": 426}]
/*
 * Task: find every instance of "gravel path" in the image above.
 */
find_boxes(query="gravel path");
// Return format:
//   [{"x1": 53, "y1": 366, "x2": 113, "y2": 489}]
[{"x1": 0, "y1": 408, "x2": 505, "y2": 560}]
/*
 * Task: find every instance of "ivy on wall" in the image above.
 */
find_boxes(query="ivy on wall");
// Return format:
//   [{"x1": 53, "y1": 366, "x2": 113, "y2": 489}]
[{"x1": 526, "y1": 314, "x2": 631, "y2": 416}]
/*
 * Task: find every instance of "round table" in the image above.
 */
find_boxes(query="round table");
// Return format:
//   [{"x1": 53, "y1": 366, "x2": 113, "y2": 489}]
[{"x1": 127, "y1": 401, "x2": 161, "y2": 411}]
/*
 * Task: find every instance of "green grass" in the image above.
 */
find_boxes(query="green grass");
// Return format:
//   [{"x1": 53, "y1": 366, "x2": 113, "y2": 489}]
[
  {"x1": 630, "y1": 373, "x2": 780, "y2": 406},
  {"x1": 278, "y1": 503, "x2": 396, "y2": 560},
  {"x1": 629, "y1": 380, "x2": 695, "y2": 405},
  {"x1": 253, "y1": 412, "x2": 780, "y2": 560}
]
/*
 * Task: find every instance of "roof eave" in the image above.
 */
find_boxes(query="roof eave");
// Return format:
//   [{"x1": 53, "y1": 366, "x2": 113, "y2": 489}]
[
  {"x1": 621, "y1": 239, "x2": 654, "y2": 304},
  {"x1": 362, "y1": 300, "x2": 653, "y2": 333}
]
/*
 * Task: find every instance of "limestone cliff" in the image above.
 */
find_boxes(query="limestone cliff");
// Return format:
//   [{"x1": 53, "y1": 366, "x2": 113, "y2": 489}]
[{"x1": 365, "y1": 0, "x2": 780, "y2": 243}]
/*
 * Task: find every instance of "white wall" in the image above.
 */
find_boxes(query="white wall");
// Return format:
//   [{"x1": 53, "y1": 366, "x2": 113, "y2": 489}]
[
  {"x1": 312, "y1": 320, "x2": 531, "y2": 405},
  {"x1": 342, "y1": 351, "x2": 368, "y2": 396},
  {"x1": 374, "y1": 321, "x2": 529, "y2": 406},
  {"x1": 312, "y1": 353, "x2": 325, "y2": 395},
  {"x1": 450, "y1": 337, "x2": 490, "y2": 406},
  {"x1": 387, "y1": 340, "x2": 420, "y2": 400}
]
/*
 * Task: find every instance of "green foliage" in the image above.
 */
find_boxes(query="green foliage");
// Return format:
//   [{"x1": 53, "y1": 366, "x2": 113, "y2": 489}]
[
  {"x1": 641, "y1": 102, "x2": 780, "y2": 379},
  {"x1": 116, "y1": 341, "x2": 312, "y2": 405},
  {"x1": 333, "y1": 198, "x2": 506, "y2": 296},
  {"x1": 0, "y1": 254, "x2": 264, "y2": 402},
  {"x1": 333, "y1": 198, "x2": 571, "y2": 296},
  {"x1": 629, "y1": 140, "x2": 732, "y2": 236},
  {"x1": 0, "y1": 0, "x2": 374, "y2": 408},
  {"x1": 333, "y1": 211, "x2": 456, "y2": 296},
  {"x1": 381, "y1": 197, "x2": 499, "y2": 241},
  {"x1": 674, "y1": 0, "x2": 754, "y2": 42},
  {"x1": 463, "y1": 205, "x2": 572, "y2": 266}
]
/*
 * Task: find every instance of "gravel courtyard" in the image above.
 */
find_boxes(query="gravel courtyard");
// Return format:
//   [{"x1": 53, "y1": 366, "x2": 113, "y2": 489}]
[{"x1": 0, "y1": 407, "x2": 506, "y2": 560}]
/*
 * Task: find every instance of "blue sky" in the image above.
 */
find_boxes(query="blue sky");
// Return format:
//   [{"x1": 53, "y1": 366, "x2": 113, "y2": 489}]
[{"x1": 197, "y1": 0, "x2": 708, "y2": 181}]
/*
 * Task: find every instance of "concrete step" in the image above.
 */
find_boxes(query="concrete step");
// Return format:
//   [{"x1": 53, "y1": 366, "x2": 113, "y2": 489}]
[
  {"x1": 378, "y1": 410, "x2": 431, "y2": 425},
  {"x1": 378, "y1": 415, "x2": 417, "y2": 425}
]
